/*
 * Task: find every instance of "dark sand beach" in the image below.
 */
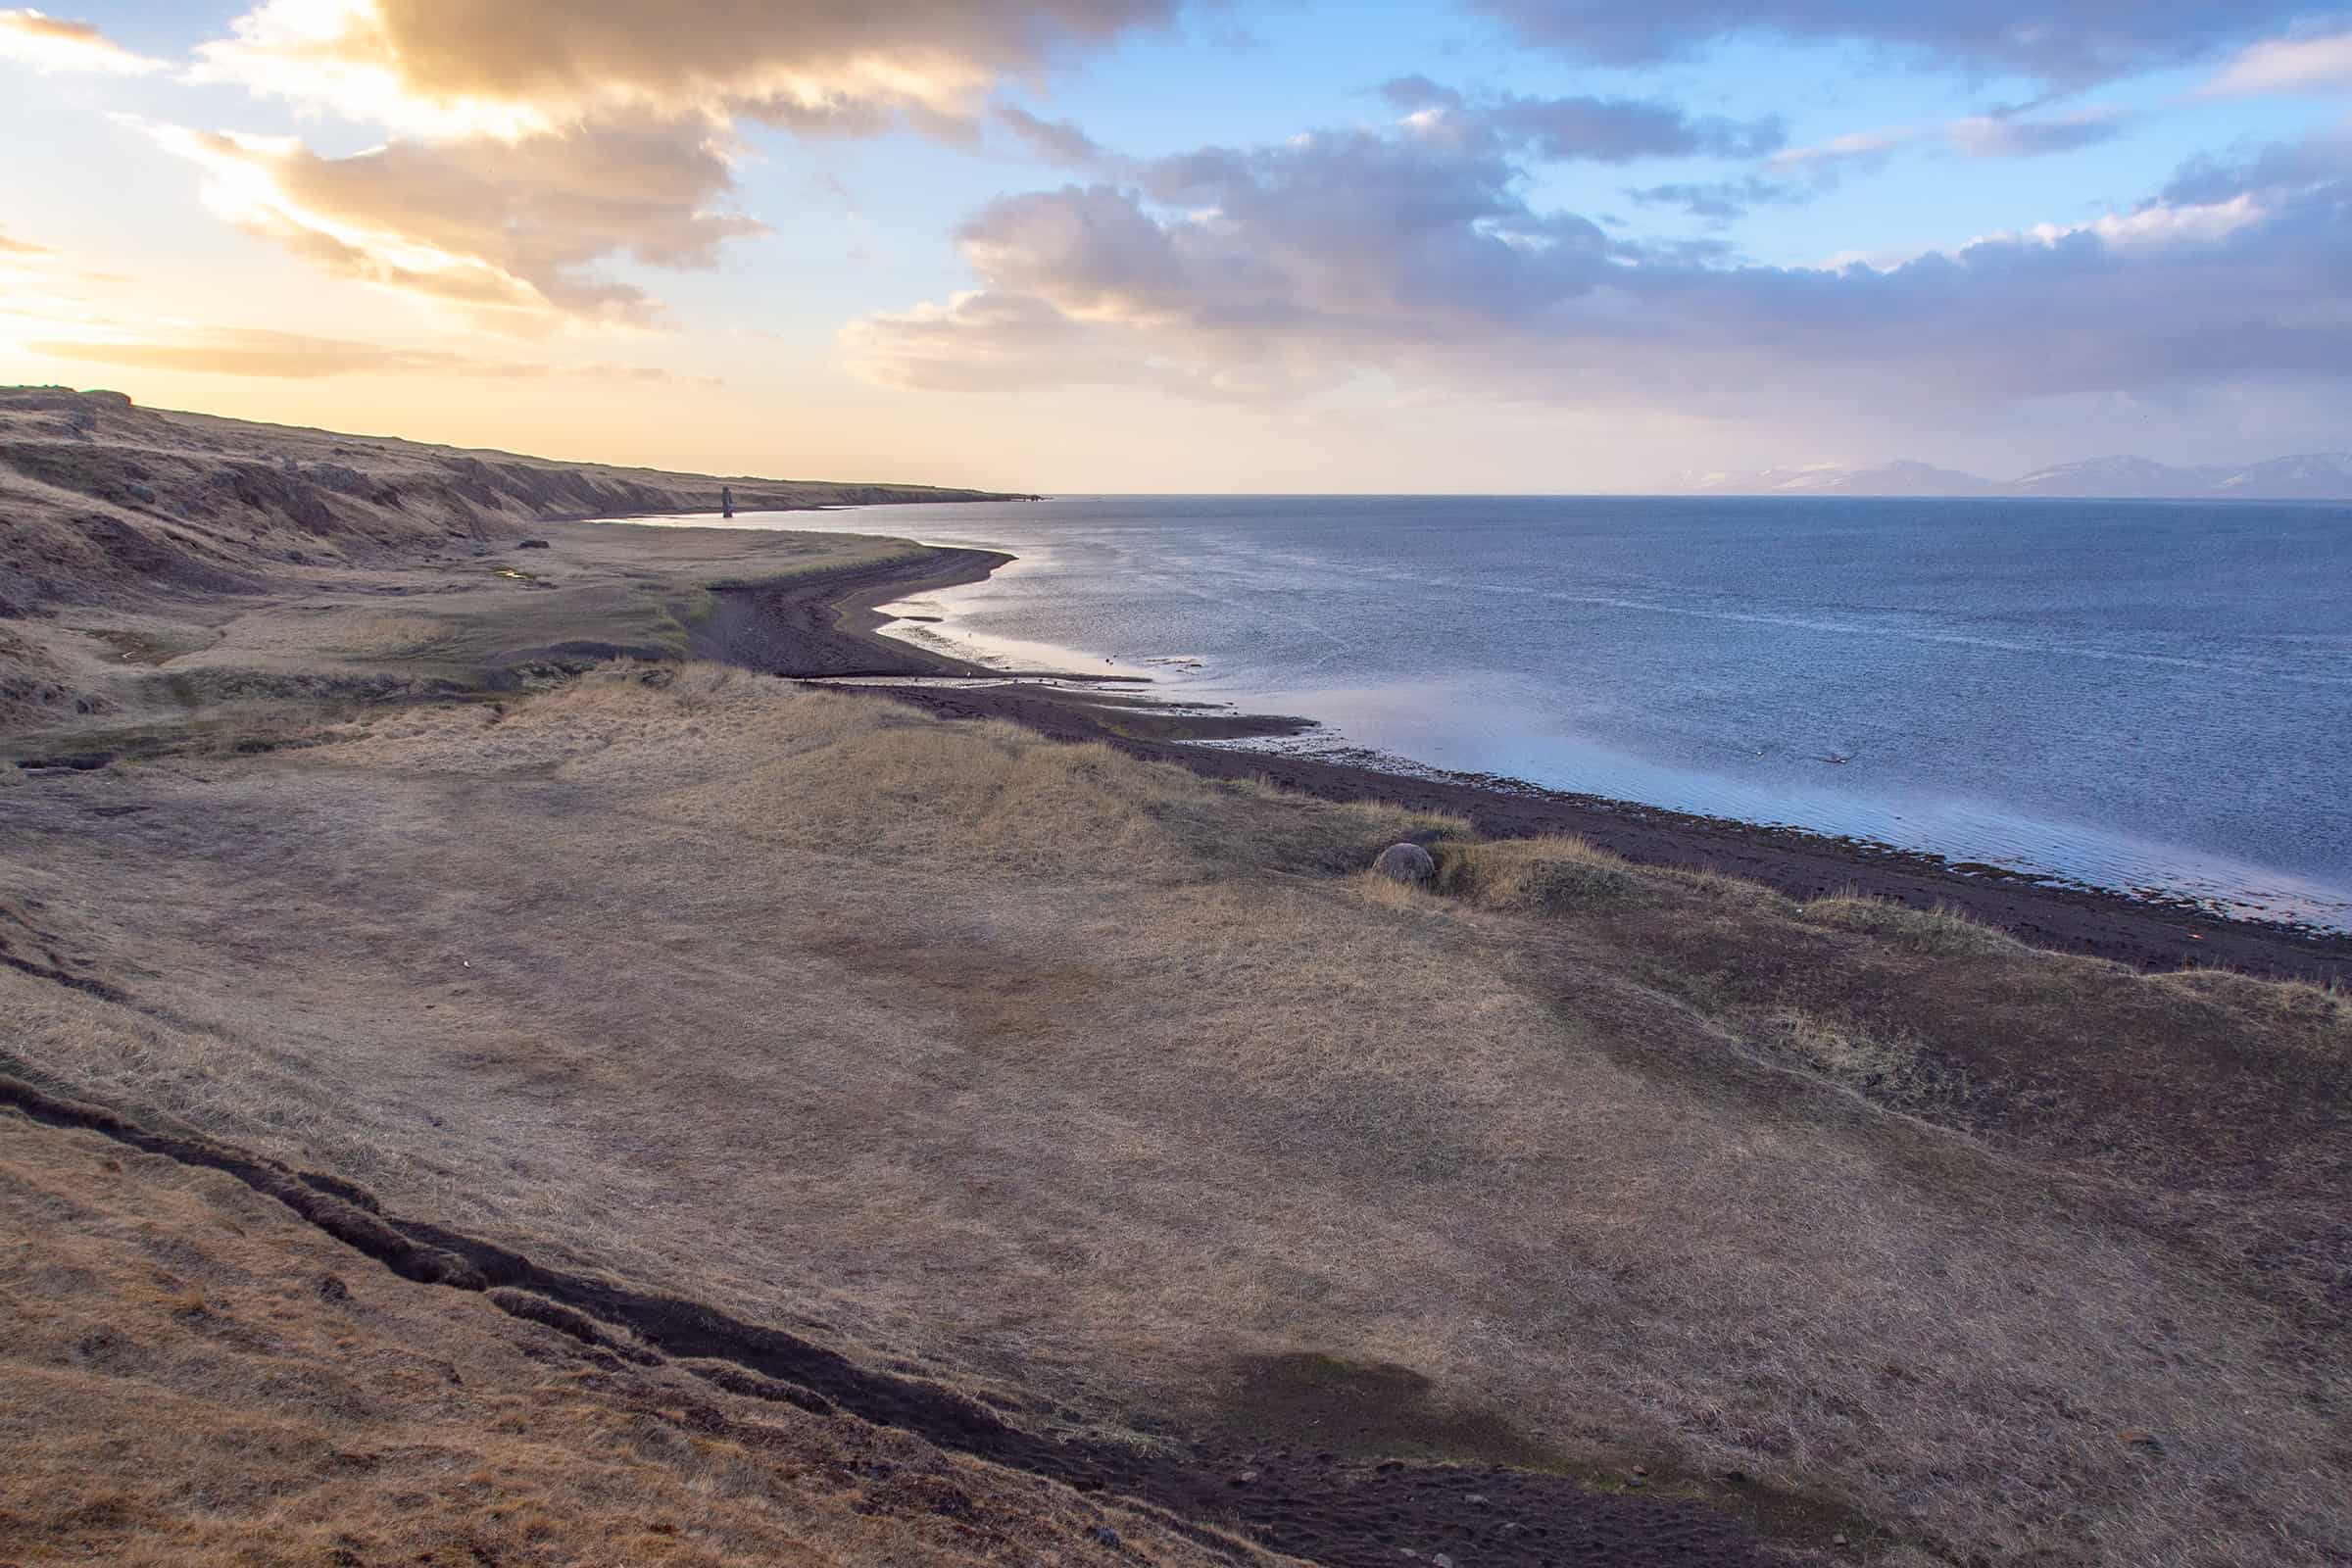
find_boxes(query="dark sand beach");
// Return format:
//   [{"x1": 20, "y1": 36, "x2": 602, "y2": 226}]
[{"x1": 699, "y1": 537, "x2": 2352, "y2": 985}]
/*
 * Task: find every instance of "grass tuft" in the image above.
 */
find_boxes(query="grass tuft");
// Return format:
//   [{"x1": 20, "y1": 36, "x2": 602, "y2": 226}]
[
  {"x1": 1796, "y1": 893, "x2": 2024, "y2": 956},
  {"x1": 1432, "y1": 834, "x2": 1643, "y2": 910}
]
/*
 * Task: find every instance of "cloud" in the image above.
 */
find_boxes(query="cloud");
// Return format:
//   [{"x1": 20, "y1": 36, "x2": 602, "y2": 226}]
[
  {"x1": 1947, "y1": 108, "x2": 2132, "y2": 159},
  {"x1": 1636, "y1": 109, "x2": 2137, "y2": 220},
  {"x1": 844, "y1": 112, "x2": 2352, "y2": 426},
  {"x1": 0, "y1": 227, "x2": 58, "y2": 257},
  {"x1": 1380, "y1": 76, "x2": 1785, "y2": 163},
  {"x1": 28, "y1": 322, "x2": 718, "y2": 384},
  {"x1": 193, "y1": 0, "x2": 1181, "y2": 137},
  {"x1": 147, "y1": 3, "x2": 1179, "y2": 327},
  {"x1": 2157, "y1": 118, "x2": 2352, "y2": 206},
  {"x1": 2206, "y1": 29, "x2": 2352, "y2": 96},
  {"x1": 995, "y1": 103, "x2": 1106, "y2": 167},
  {"x1": 1623, "y1": 174, "x2": 1817, "y2": 222},
  {"x1": 0, "y1": 7, "x2": 162, "y2": 74},
  {"x1": 1469, "y1": 0, "x2": 2313, "y2": 83},
  {"x1": 1625, "y1": 126, "x2": 1910, "y2": 221},
  {"x1": 1767, "y1": 126, "x2": 1919, "y2": 175},
  {"x1": 145, "y1": 118, "x2": 764, "y2": 332}
]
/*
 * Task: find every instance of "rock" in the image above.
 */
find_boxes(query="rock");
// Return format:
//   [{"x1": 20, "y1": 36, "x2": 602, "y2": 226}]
[
  {"x1": 2118, "y1": 1428, "x2": 2164, "y2": 1453},
  {"x1": 1088, "y1": 1523, "x2": 1120, "y2": 1546},
  {"x1": 516, "y1": 539, "x2": 552, "y2": 549},
  {"x1": 1372, "y1": 843, "x2": 1436, "y2": 886}
]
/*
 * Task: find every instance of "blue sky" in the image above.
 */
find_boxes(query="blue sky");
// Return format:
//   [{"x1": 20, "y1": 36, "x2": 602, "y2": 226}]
[{"x1": 3, "y1": 2, "x2": 2349, "y2": 490}]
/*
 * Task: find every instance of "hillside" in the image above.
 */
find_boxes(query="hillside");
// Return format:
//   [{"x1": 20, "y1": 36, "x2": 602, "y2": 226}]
[
  {"x1": 0, "y1": 386, "x2": 1014, "y2": 733},
  {"x1": 6, "y1": 662, "x2": 2348, "y2": 1567},
  {"x1": 4, "y1": 405, "x2": 2349, "y2": 1568},
  {"x1": 0, "y1": 386, "x2": 1013, "y2": 613}
]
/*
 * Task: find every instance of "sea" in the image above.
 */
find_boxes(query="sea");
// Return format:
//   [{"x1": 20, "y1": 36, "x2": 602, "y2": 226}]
[{"x1": 619, "y1": 496, "x2": 2352, "y2": 932}]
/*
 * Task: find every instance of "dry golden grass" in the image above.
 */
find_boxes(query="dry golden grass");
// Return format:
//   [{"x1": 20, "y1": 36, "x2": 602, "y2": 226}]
[
  {"x1": 1795, "y1": 893, "x2": 2027, "y2": 956},
  {"x1": 1750, "y1": 1009, "x2": 1926, "y2": 1096},
  {"x1": 1432, "y1": 833, "x2": 1642, "y2": 908},
  {"x1": 0, "y1": 386, "x2": 976, "y2": 738},
  {"x1": 0, "y1": 1116, "x2": 1250, "y2": 1568},
  {"x1": 5, "y1": 663, "x2": 2349, "y2": 1567}
]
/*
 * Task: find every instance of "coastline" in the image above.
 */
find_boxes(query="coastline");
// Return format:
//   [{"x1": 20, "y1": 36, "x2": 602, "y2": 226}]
[
  {"x1": 713, "y1": 536, "x2": 2352, "y2": 984},
  {"x1": 13, "y1": 442, "x2": 2350, "y2": 1567}
]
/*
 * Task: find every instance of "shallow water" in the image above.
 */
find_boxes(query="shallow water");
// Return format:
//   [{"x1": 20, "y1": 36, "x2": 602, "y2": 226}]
[{"x1": 613, "y1": 497, "x2": 2352, "y2": 930}]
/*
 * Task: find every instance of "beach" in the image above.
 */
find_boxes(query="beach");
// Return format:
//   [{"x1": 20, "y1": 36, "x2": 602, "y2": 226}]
[
  {"x1": 8, "y1": 394, "x2": 2351, "y2": 1568},
  {"x1": 680, "y1": 528, "x2": 2350, "y2": 984},
  {"x1": 696, "y1": 494, "x2": 2352, "y2": 939}
]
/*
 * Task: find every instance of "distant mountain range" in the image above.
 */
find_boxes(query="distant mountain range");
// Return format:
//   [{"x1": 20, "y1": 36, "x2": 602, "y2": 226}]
[{"x1": 1680, "y1": 453, "x2": 2352, "y2": 501}]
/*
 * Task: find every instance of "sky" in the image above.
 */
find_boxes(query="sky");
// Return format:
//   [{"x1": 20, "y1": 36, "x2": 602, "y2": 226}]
[{"x1": 2, "y1": 2, "x2": 2349, "y2": 492}]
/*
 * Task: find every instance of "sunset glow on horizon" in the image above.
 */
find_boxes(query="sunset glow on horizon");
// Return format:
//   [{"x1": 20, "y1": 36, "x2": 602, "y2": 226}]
[{"x1": 5, "y1": 1, "x2": 2349, "y2": 490}]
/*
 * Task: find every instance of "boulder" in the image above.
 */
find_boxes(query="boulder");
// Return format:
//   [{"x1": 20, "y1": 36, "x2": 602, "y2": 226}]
[{"x1": 1372, "y1": 843, "x2": 1435, "y2": 886}]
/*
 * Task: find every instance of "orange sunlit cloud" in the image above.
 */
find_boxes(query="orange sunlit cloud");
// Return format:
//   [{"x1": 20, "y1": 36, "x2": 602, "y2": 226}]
[
  {"x1": 142, "y1": 120, "x2": 763, "y2": 333},
  {"x1": 0, "y1": 7, "x2": 164, "y2": 74},
  {"x1": 191, "y1": 0, "x2": 1176, "y2": 135}
]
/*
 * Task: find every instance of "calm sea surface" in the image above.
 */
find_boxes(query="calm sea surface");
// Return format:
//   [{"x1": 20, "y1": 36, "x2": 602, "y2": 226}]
[{"x1": 623, "y1": 496, "x2": 2352, "y2": 930}]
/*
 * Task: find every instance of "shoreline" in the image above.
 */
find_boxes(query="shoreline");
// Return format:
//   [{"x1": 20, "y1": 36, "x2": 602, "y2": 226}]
[{"x1": 708, "y1": 535, "x2": 2351, "y2": 984}]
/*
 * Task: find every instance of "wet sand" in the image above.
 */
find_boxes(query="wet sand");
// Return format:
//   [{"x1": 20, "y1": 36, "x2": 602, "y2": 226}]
[{"x1": 718, "y1": 541, "x2": 2352, "y2": 985}]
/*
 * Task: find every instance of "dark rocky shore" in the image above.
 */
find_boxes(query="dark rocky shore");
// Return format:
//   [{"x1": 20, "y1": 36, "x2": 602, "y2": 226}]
[{"x1": 721, "y1": 543, "x2": 2352, "y2": 986}]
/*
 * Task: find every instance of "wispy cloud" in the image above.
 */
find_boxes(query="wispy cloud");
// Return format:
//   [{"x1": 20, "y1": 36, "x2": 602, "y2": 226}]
[
  {"x1": 1471, "y1": 0, "x2": 2313, "y2": 83},
  {"x1": 1947, "y1": 108, "x2": 2132, "y2": 160},
  {"x1": 1381, "y1": 76, "x2": 1785, "y2": 164},
  {"x1": 2205, "y1": 29, "x2": 2352, "y2": 96},
  {"x1": 0, "y1": 7, "x2": 162, "y2": 74},
  {"x1": 995, "y1": 103, "x2": 1107, "y2": 168},
  {"x1": 1767, "y1": 127, "x2": 1920, "y2": 174},
  {"x1": 27, "y1": 321, "x2": 720, "y2": 384}
]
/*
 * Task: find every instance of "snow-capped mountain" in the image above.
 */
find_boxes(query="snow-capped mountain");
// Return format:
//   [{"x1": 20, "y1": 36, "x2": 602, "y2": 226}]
[
  {"x1": 2210, "y1": 454, "x2": 2352, "y2": 499},
  {"x1": 1684, "y1": 460, "x2": 1991, "y2": 497},
  {"x1": 1682, "y1": 454, "x2": 2352, "y2": 500},
  {"x1": 2006, "y1": 457, "x2": 2230, "y2": 498}
]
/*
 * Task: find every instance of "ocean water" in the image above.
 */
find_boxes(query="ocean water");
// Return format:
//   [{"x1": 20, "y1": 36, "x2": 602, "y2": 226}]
[{"x1": 621, "y1": 496, "x2": 2352, "y2": 930}]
